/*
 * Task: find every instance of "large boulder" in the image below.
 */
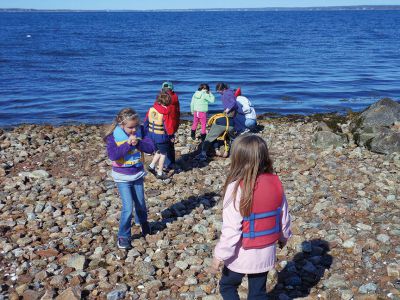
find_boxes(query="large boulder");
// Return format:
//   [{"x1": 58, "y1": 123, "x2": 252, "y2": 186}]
[
  {"x1": 351, "y1": 98, "x2": 400, "y2": 154},
  {"x1": 312, "y1": 121, "x2": 348, "y2": 149},
  {"x1": 312, "y1": 131, "x2": 348, "y2": 149}
]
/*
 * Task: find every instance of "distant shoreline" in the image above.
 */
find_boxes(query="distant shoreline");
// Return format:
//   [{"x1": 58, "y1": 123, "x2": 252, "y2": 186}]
[{"x1": 1, "y1": 5, "x2": 400, "y2": 12}]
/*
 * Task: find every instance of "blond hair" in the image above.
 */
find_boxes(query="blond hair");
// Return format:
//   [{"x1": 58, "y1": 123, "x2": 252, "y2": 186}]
[
  {"x1": 223, "y1": 134, "x2": 274, "y2": 217},
  {"x1": 103, "y1": 108, "x2": 139, "y2": 141}
]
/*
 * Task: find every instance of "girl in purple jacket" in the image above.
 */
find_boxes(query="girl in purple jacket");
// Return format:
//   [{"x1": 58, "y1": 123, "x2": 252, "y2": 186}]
[{"x1": 104, "y1": 108, "x2": 155, "y2": 250}]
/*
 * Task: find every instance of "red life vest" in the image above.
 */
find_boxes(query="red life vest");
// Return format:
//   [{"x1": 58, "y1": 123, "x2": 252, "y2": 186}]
[{"x1": 242, "y1": 173, "x2": 283, "y2": 250}]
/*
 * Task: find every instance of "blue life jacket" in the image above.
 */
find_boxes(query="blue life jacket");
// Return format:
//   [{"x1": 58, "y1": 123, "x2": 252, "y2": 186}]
[{"x1": 112, "y1": 126, "x2": 142, "y2": 168}]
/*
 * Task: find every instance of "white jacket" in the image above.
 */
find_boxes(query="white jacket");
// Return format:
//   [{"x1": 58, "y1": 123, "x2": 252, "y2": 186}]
[{"x1": 236, "y1": 96, "x2": 256, "y2": 120}]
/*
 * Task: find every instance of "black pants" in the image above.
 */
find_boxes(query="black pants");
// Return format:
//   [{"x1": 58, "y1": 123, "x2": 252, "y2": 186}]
[
  {"x1": 219, "y1": 266, "x2": 268, "y2": 300},
  {"x1": 164, "y1": 141, "x2": 175, "y2": 168}
]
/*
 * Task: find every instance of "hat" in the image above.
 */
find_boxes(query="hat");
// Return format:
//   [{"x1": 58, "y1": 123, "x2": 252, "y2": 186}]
[
  {"x1": 234, "y1": 87, "x2": 242, "y2": 97},
  {"x1": 162, "y1": 81, "x2": 174, "y2": 90}
]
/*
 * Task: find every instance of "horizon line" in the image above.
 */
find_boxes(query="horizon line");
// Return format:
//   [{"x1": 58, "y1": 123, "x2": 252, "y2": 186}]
[{"x1": 1, "y1": 5, "x2": 400, "y2": 12}]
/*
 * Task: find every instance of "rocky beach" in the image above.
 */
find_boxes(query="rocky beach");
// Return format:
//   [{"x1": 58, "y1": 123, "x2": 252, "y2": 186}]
[{"x1": 0, "y1": 99, "x2": 399, "y2": 300}]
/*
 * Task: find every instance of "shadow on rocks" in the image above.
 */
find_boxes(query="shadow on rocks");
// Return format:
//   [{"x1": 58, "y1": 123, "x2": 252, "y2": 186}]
[
  {"x1": 268, "y1": 239, "x2": 333, "y2": 300},
  {"x1": 176, "y1": 142, "x2": 213, "y2": 172},
  {"x1": 148, "y1": 192, "x2": 219, "y2": 233}
]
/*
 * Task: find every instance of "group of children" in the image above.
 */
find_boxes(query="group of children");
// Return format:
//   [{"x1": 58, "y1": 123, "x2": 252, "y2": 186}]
[{"x1": 104, "y1": 82, "x2": 291, "y2": 299}]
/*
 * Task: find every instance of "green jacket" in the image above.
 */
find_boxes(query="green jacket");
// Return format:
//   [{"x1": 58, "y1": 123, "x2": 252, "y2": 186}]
[{"x1": 190, "y1": 90, "x2": 215, "y2": 113}]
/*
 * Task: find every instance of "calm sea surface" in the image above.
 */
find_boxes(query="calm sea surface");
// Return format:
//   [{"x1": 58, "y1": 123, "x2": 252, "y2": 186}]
[{"x1": 0, "y1": 11, "x2": 399, "y2": 126}]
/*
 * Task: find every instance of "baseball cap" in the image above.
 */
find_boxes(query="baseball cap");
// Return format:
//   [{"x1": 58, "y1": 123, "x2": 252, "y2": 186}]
[{"x1": 162, "y1": 81, "x2": 174, "y2": 90}]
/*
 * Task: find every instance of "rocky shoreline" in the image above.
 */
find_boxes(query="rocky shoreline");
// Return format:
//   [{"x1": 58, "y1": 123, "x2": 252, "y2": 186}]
[{"x1": 0, "y1": 107, "x2": 399, "y2": 299}]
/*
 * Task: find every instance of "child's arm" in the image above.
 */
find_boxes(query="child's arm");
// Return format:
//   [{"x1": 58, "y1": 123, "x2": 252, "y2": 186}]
[
  {"x1": 190, "y1": 95, "x2": 195, "y2": 114},
  {"x1": 204, "y1": 91, "x2": 215, "y2": 104},
  {"x1": 213, "y1": 183, "x2": 243, "y2": 262},
  {"x1": 136, "y1": 137, "x2": 155, "y2": 154},
  {"x1": 136, "y1": 125, "x2": 155, "y2": 154},
  {"x1": 279, "y1": 193, "x2": 292, "y2": 245},
  {"x1": 105, "y1": 135, "x2": 131, "y2": 161}
]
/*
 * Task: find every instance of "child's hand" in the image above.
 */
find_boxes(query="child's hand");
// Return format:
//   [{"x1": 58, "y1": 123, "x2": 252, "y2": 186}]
[
  {"x1": 207, "y1": 257, "x2": 222, "y2": 274},
  {"x1": 170, "y1": 138, "x2": 175, "y2": 143},
  {"x1": 128, "y1": 135, "x2": 138, "y2": 146}
]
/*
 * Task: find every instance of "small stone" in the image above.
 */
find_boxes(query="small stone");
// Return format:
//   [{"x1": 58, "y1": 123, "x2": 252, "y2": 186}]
[
  {"x1": 106, "y1": 284, "x2": 127, "y2": 300},
  {"x1": 387, "y1": 263, "x2": 400, "y2": 277},
  {"x1": 55, "y1": 287, "x2": 81, "y2": 300},
  {"x1": 323, "y1": 274, "x2": 347, "y2": 289},
  {"x1": 192, "y1": 224, "x2": 207, "y2": 235},
  {"x1": 342, "y1": 238, "x2": 356, "y2": 249},
  {"x1": 184, "y1": 276, "x2": 198, "y2": 286},
  {"x1": 340, "y1": 289, "x2": 353, "y2": 300},
  {"x1": 359, "y1": 282, "x2": 377, "y2": 294},
  {"x1": 175, "y1": 260, "x2": 189, "y2": 270},
  {"x1": 377, "y1": 234, "x2": 390, "y2": 244},
  {"x1": 65, "y1": 254, "x2": 86, "y2": 270}
]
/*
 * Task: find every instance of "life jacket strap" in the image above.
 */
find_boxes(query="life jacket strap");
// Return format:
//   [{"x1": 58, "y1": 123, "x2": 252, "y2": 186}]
[{"x1": 243, "y1": 207, "x2": 281, "y2": 239}]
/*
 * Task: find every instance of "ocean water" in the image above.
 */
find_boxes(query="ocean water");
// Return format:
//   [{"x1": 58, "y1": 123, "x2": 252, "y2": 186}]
[{"x1": 0, "y1": 10, "x2": 399, "y2": 126}]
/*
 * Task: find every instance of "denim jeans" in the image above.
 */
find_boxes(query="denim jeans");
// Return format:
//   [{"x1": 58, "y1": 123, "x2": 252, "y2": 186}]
[
  {"x1": 116, "y1": 178, "x2": 148, "y2": 239},
  {"x1": 219, "y1": 266, "x2": 268, "y2": 300},
  {"x1": 245, "y1": 118, "x2": 257, "y2": 130}
]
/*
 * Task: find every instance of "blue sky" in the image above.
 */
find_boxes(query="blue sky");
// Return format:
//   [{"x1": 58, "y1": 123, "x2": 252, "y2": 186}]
[{"x1": 1, "y1": 0, "x2": 400, "y2": 10}]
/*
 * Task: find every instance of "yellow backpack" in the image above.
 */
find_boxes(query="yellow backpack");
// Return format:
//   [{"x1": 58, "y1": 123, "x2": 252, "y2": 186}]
[{"x1": 207, "y1": 113, "x2": 230, "y2": 153}]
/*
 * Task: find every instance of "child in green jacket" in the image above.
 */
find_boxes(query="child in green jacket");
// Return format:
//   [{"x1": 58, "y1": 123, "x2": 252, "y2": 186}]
[{"x1": 190, "y1": 83, "x2": 215, "y2": 140}]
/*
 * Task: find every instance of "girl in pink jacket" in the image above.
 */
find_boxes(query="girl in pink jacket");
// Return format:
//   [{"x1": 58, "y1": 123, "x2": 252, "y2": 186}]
[{"x1": 211, "y1": 134, "x2": 292, "y2": 299}]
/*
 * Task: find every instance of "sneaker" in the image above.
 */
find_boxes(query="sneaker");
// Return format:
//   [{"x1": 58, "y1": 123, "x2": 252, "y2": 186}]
[
  {"x1": 191, "y1": 130, "x2": 196, "y2": 140},
  {"x1": 156, "y1": 172, "x2": 169, "y2": 180},
  {"x1": 117, "y1": 237, "x2": 132, "y2": 250},
  {"x1": 240, "y1": 128, "x2": 251, "y2": 135},
  {"x1": 147, "y1": 165, "x2": 157, "y2": 176}
]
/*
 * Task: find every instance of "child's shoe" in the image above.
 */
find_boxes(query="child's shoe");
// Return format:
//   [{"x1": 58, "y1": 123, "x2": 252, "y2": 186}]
[
  {"x1": 191, "y1": 130, "x2": 196, "y2": 140},
  {"x1": 147, "y1": 165, "x2": 157, "y2": 176},
  {"x1": 117, "y1": 237, "x2": 132, "y2": 250},
  {"x1": 156, "y1": 172, "x2": 169, "y2": 180},
  {"x1": 200, "y1": 134, "x2": 207, "y2": 141}
]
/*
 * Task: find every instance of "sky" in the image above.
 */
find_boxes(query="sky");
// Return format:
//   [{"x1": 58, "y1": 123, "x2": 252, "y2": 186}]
[{"x1": 1, "y1": 0, "x2": 400, "y2": 10}]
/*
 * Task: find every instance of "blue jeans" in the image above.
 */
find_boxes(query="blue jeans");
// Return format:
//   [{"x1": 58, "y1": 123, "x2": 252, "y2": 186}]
[
  {"x1": 116, "y1": 178, "x2": 147, "y2": 239},
  {"x1": 245, "y1": 118, "x2": 257, "y2": 130},
  {"x1": 219, "y1": 266, "x2": 268, "y2": 300}
]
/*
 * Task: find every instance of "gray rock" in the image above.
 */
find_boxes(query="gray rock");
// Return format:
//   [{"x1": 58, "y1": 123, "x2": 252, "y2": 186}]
[
  {"x1": 351, "y1": 98, "x2": 400, "y2": 153},
  {"x1": 184, "y1": 276, "x2": 198, "y2": 285},
  {"x1": 377, "y1": 234, "x2": 390, "y2": 244},
  {"x1": 358, "y1": 282, "x2": 377, "y2": 294},
  {"x1": 106, "y1": 284, "x2": 128, "y2": 300},
  {"x1": 357, "y1": 98, "x2": 400, "y2": 128},
  {"x1": 175, "y1": 260, "x2": 189, "y2": 270},
  {"x1": 193, "y1": 224, "x2": 207, "y2": 235},
  {"x1": 66, "y1": 254, "x2": 86, "y2": 270},
  {"x1": 135, "y1": 261, "x2": 155, "y2": 276},
  {"x1": 370, "y1": 130, "x2": 400, "y2": 154},
  {"x1": 323, "y1": 274, "x2": 347, "y2": 289},
  {"x1": 312, "y1": 131, "x2": 348, "y2": 148}
]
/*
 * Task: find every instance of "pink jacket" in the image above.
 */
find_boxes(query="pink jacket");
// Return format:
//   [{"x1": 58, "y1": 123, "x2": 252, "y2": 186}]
[{"x1": 213, "y1": 181, "x2": 292, "y2": 274}]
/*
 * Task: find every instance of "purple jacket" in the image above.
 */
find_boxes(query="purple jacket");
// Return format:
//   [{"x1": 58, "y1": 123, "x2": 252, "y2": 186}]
[
  {"x1": 221, "y1": 89, "x2": 238, "y2": 113},
  {"x1": 106, "y1": 126, "x2": 155, "y2": 175}
]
